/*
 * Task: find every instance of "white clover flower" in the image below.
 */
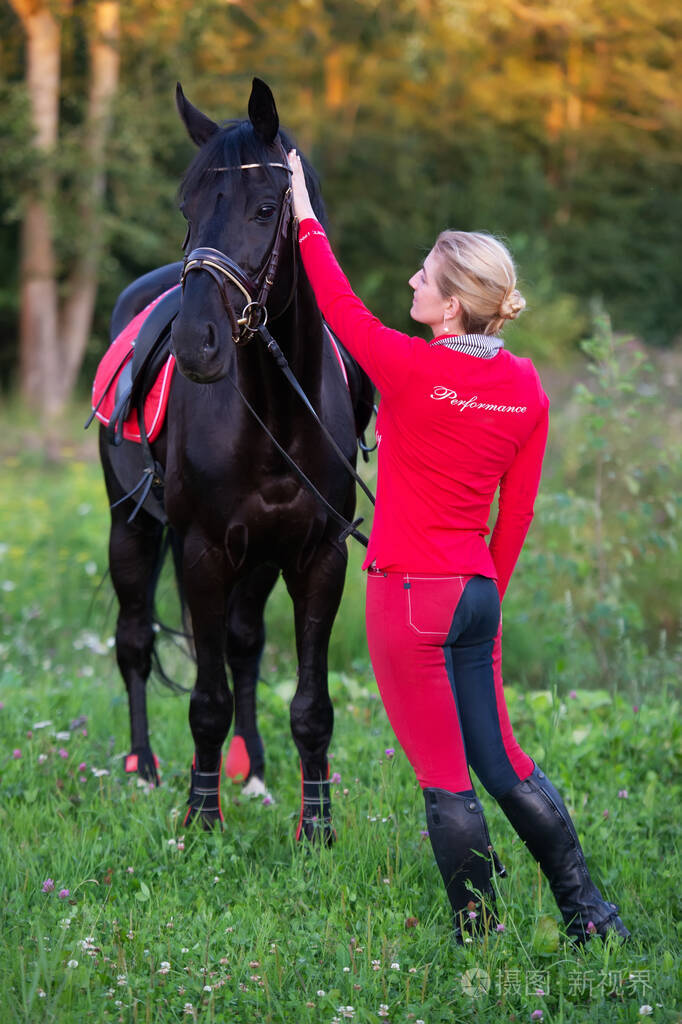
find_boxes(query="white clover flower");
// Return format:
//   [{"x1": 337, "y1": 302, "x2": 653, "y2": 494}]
[{"x1": 66, "y1": 959, "x2": 78, "y2": 968}]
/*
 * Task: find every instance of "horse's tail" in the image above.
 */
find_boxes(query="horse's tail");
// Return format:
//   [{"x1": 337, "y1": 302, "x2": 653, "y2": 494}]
[{"x1": 149, "y1": 525, "x2": 193, "y2": 693}]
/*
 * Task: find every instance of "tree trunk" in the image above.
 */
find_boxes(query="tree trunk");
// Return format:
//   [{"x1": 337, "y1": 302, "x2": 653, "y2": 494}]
[
  {"x1": 9, "y1": 0, "x2": 60, "y2": 415},
  {"x1": 10, "y1": 0, "x2": 120, "y2": 423},
  {"x1": 57, "y1": 1, "x2": 120, "y2": 411}
]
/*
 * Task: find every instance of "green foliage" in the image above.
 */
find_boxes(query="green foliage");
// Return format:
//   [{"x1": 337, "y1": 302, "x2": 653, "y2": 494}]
[
  {"x1": 501, "y1": 314, "x2": 682, "y2": 687},
  {"x1": 2, "y1": 0, "x2": 682, "y2": 396}
]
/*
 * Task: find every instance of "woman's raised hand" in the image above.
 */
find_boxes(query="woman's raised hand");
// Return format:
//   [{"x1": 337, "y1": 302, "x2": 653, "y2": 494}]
[{"x1": 288, "y1": 149, "x2": 317, "y2": 224}]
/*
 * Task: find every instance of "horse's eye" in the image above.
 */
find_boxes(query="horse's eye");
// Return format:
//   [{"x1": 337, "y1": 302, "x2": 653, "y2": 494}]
[{"x1": 256, "y1": 204, "x2": 277, "y2": 222}]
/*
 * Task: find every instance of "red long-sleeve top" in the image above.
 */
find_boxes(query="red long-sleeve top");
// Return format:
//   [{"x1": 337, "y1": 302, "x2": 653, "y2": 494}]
[{"x1": 299, "y1": 219, "x2": 549, "y2": 598}]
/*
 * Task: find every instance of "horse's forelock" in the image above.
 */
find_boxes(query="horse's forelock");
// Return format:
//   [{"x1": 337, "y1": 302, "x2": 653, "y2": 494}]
[{"x1": 178, "y1": 120, "x2": 326, "y2": 226}]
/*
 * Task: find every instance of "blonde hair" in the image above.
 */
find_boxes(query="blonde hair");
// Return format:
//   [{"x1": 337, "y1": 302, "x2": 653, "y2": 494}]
[{"x1": 433, "y1": 230, "x2": 526, "y2": 336}]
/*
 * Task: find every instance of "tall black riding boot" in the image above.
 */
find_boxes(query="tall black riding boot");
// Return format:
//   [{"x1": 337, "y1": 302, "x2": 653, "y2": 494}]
[
  {"x1": 424, "y1": 788, "x2": 503, "y2": 943},
  {"x1": 497, "y1": 766, "x2": 630, "y2": 943}
]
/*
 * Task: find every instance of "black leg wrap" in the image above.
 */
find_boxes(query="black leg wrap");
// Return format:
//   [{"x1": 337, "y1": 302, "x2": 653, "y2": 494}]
[
  {"x1": 497, "y1": 766, "x2": 630, "y2": 943},
  {"x1": 424, "y1": 788, "x2": 500, "y2": 943},
  {"x1": 298, "y1": 778, "x2": 334, "y2": 846},
  {"x1": 184, "y1": 763, "x2": 223, "y2": 829}
]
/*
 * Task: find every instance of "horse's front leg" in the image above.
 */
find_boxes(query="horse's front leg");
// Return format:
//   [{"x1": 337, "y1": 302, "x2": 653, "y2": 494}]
[
  {"x1": 284, "y1": 539, "x2": 348, "y2": 846},
  {"x1": 224, "y1": 564, "x2": 280, "y2": 795},
  {"x1": 183, "y1": 534, "x2": 233, "y2": 829}
]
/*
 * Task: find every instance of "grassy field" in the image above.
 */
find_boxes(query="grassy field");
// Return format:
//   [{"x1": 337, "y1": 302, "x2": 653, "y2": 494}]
[{"x1": 0, "y1": 406, "x2": 680, "y2": 1023}]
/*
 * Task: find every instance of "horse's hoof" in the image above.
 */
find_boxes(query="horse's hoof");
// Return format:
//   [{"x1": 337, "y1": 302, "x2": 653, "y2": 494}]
[
  {"x1": 297, "y1": 819, "x2": 336, "y2": 848},
  {"x1": 296, "y1": 777, "x2": 334, "y2": 846},
  {"x1": 124, "y1": 750, "x2": 161, "y2": 786},
  {"x1": 184, "y1": 760, "x2": 223, "y2": 829},
  {"x1": 241, "y1": 775, "x2": 274, "y2": 802},
  {"x1": 183, "y1": 805, "x2": 224, "y2": 831}
]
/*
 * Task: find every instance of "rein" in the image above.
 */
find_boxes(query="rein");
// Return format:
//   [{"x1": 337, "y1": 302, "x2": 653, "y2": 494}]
[{"x1": 179, "y1": 143, "x2": 376, "y2": 547}]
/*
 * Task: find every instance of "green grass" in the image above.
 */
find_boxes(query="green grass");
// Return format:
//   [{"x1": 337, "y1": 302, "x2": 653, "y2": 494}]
[{"x1": 0, "y1": 411, "x2": 680, "y2": 1023}]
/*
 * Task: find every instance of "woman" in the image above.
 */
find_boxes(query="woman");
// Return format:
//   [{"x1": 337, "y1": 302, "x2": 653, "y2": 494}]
[{"x1": 288, "y1": 150, "x2": 629, "y2": 944}]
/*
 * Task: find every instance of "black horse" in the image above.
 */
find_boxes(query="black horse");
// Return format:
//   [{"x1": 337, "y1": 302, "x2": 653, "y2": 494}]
[{"x1": 99, "y1": 79, "x2": 373, "y2": 835}]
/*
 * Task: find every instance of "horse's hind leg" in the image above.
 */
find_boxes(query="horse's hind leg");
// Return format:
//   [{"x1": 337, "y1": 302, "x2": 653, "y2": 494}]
[
  {"x1": 284, "y1": 539, "x2": 347, "y2": 846},
  {"x1": 108, "y1": 505, "x2": 165, "y2": 786},
  {"x1": 224, "y1": 564, "x2": 279, "y2": 794}
]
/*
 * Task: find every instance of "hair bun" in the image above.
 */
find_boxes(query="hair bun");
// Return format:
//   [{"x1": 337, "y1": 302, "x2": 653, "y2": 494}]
[{"x1": 499, "y1": 289, "x2": 526, "y2": 320}]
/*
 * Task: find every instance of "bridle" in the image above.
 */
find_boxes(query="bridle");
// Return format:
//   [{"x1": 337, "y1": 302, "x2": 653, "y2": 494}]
[
  {"x1": 177, "y1": 139, "x2": 376, "y2": 546},
  {"x1": 180, "y1": 146, "x2": 295, "y2": 345}
]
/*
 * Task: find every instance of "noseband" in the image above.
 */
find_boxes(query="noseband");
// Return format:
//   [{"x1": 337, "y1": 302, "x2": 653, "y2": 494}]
[{"x1": 181, "y1": 152, "x2": 295, "y2": 345}]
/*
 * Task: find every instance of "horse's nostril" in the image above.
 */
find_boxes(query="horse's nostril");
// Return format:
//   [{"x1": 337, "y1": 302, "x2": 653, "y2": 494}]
[{"x1": 203, "y1": 322, "x2": 219, "y2": 356}]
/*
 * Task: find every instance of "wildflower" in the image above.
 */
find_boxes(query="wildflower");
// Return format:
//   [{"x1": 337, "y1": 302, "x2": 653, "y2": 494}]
[
  {"x1": 378, "y1": 1007, "x2": 389, "y2": 1018},
  {"x1": 408, "y1": 967, "x2": 418, "y2": 974},
  {"x1": 184, "y1": 1005, "x2": 194, "y2": 1016},
  {"x1": 78, "y1": 762, "x2": 87, "y2": 772},
  {"x1": 26, "y1": 730, "x2": 33, "y2": 739},
  {"x1": 385, "y1": 748, "x2": 395, "y2": 759},
  {"x1": 127, "y1": 866, "x2": 134, "y2": 874},
  {"x1": 569, "y1": 690, "x2": 577, "y2": 699},
  {"x1": 371, "y1": 960, "x2": 381, "y2": 971},
  {"x1": 383, "y1": 877, "x2": 390, "y2": 885},
  {"x1": 531, "y1": 1012, "x2": 543, "y2": 1021},
  {"x1": 343, "y1": 787, "x2": 349, "y2": 795},
  {"x1": 496, "y1": 923, "x2": 506, "y2": 932},
  {"x1": 91, "y1": 768, "x2": 109, "y2": 777},
  {"x1": 602, "y1": 809, "x2": 609, "y2": 819},
  {"x1": 117, "y1": 975, "x2": 127, "y2": 986},
  {"x1": 391, "y1": 962, "x2": 400, "y2": 970},
  {"x1": 37, "y1": 988, "x2": 46, "y2": 998},
  {"x1": 405, "y1": 916, "x2": 419, "y2": 928},
  {"x1": 66, "y1": 959, "x2": 78, "y2": 968},
  {"x1": 203, "y1": 985, "x2": 212, "y2": 992},
  {"x1": 12, "y1": 749, "x2": 21, "y2": 759},
  {"x1": 419, "y1": 829, "x2": 429, "y2": 838},
  {"x1": 167, "y1": 839, "x2": 177, "y2": 847},
  {"x1": 262, "y1": 794, "x2": 273, "y2": 806},
  {"x1": 58, "y1": 889, "x2": 69, "y2": 899},
  {"x1": 177, "y1": 840, "x2": 185, "y2": 852},
  {"x1": 331, "y1": 772, "x2": 342, "y2": 784},
  {"x1": 38, "y1": 754, "x2": 48, "y2": 764},
  {"x1": 42, "y1": 878, "x2": 55, "y2": 894},
  {"x1": 416, "y1": 1020, "x2": 425, "y2": 1024},
  {"x1": 317, "y1": 990, "x2": 326, "y2": 997},
  {"x1": 618, "y1": 789, "x2": 629, "y2": 799},
  {"x1": 468, "y1": 911, "x2": 477, "y2": 920},
  {"x1": 633, "y1": 705, "x2": 639, "y2": 713},
  {"x1": 586, "y1": 921, "x2": 597, "y2": 935},
  {"x1": 56, "y1": 732, "x2": 70, "y2": 741},
  {"x1": 181, "y1": 947, "x2": 189, "y2": 953},
  {"x1": 158, "y1": 962, "x2": 171, "y2": 974},
  {"x1": 639, "y1": 1007, "x2": 653, "y2": 1017}
]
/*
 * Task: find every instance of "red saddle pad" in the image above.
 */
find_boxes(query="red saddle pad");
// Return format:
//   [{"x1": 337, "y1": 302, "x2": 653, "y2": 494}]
[{"x1": 91, "y1": 289, "x2": 176, "y2": 444}]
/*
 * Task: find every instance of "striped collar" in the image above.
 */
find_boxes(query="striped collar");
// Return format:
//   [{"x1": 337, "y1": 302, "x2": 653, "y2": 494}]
[{"x1": 429, "y1": 333, "x2": 504, "y2": 359}]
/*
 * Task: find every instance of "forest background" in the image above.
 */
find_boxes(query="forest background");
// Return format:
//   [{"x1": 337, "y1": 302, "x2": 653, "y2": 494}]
[{"x1": 0, "y1": 0, "x2": 680, "y2": 686}]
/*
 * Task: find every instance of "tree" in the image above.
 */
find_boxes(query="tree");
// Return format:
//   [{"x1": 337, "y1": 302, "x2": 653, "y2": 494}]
[{"x1": 8, "y1": 0, "x2": 119, "y2": 423}]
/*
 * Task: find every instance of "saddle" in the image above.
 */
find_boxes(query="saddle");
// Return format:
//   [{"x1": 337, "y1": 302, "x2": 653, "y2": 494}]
[{"x1": 89, "y1": 285, "x2": 182, "y2": 446}]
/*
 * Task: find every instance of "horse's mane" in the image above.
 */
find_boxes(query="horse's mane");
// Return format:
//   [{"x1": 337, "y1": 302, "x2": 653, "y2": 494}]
[{"x1": 179, "y1": 120, "x2": 327, "y2": 227}]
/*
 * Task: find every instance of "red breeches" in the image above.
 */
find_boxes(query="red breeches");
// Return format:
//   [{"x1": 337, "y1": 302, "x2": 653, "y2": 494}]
[{"x1": 365, "y1": 570, "x2": 534, "y2": 797}]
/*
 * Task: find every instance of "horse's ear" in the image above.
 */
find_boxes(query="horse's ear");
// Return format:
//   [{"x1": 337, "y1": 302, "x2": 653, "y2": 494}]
[
  {"x1": 176, "y1": 82, "x2": 219, "y2": 147},
  {"x1": 248, "y1": 77, "x2": 279, "y2": 145}
]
